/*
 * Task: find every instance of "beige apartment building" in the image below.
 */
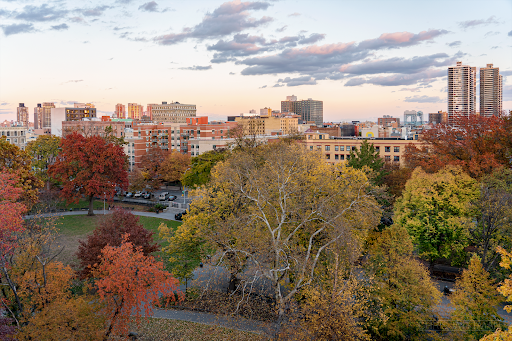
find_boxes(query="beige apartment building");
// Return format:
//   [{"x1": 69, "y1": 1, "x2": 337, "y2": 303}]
[
  {"x1": 17, "y1": 103, "x2": 29, "y2": 127},
  {"x1": 0, "y1": 126, "x2": 28, "y2": 150},
  {"x1": 151, "y1": 101, "x2": 196, "y2": 123},
  {"x1": 33, "y1": 102, "x2": 55, "y2": 134},
  {"x1": 235, "y1": 115, "x2": 299, "y2": 136},
  {"x1": 127, "y1": 103, "x2": 144, "y2": 120},
  {"x1": 304, "y1": 132, "x2": 421, "y2": 166},
  {"x1": 480, "y1": 64, "x2": 503, "y2": 117},
  {"x1": 448, "y1": 61, "x2": 477, "y2": 125}
]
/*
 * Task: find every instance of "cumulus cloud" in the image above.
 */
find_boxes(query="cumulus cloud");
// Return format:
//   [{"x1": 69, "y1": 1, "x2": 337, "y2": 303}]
[
  {"x1": 208, "y1": 33, "x2": 270, "y2": 62},
  {"x1": 51, "y1": 23, "x2": 68, "y2": 30},
  {"x1": 447, "y1": 41, "x2": 461, "y2": 47},
  {"x1": 399, "y1": 88, "x2": 421, "y2": 92},
  {"x1": 154, "y1": 1, "x2": 272, "y2": 45},
  {"x1": 179, "y1": 65, "x2": 212, "y2": 70},
  {"x1": 1, "y1": 23, "x2": 35, "y2": 36},
  {"x1": 298, "y1": 33, "x2": 325, "y2": 45},
  {"x1": 458, "y1": 16, "x2": 499, "y2": 29},
  {"x1": 276, "y1": 25, "x2": 287, "y2": 32},
  {"x1": 277, "y1": 76, "x2": 317, "y2": 87},
  {"x1": 139, "y1": 1, "x2": 170, "y2": 13},
  {"x1": 259, "y1": 85, "x2": 267, "y2": 88},
  {"x1": 344, "y1": 69, "x2": 446, "y2": 87},
  {"x1": 339, "y1": 54, "x2": 453, "y2": 75},
  {"x1": 484, "y1": 31, "x2": 499, "y2": 37},
  {"x1": 288, "y1": 12, "x2": 300, "y2": 17},
  {"x1": 15, "y1": 4, "x2": 68, "y2": 22},
  {"x1": 509, "y1": 30, "x2": 512, "y2": 36},
  {"x1": 273, "y1": 84, "x2": 284, "y2": 87},
  {"x1": 491, "y1": 46, "x2": 499, "y2": 49},
  {"x1": 403, "y1": 95, "x2": 445, "y2": 103},
  {"x1": 70, "y1": 16, "x2": 87, "y2": 24},
  {"x1": 229, "y1": 72, "x2": 235, "y2": 75},
  {"x1": 80, "y1": 5, "x2": 111, "y2": 17}
]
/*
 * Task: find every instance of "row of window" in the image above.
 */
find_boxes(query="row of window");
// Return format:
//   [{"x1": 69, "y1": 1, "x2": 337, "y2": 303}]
[
  {"x1": 325, "y1": 154, "x2": 400, "y2": 162},
  {"x1": 1, "y1": 130, "x2": 25, "y2": 136},
  {"x1": 319, "y1": 145, "x2": 401, "y2": 153}
]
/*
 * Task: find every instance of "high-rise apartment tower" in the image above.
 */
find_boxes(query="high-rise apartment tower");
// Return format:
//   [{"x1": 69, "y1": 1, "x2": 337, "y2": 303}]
[
  {"x1": 281, "y1": 96, "x2": 323, "y2": 126},
  {"x1": 480, "y1": 64, "x2": 503, "y2": 117},
  {"x1": 17, "y1": 103, "x2": 29, "y2": 127},
  {"x1": 448, "y1": 61, "x2": 476, "y2": 125}
]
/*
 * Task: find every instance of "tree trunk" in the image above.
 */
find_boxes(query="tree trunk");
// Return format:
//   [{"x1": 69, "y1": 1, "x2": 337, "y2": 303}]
[{"x1": 88, "y1": 195, "x2": 95, "y2": 216}]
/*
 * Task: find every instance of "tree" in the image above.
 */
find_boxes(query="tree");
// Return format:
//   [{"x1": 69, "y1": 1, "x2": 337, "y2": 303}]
[
  {"x1": 450, "y1": 256, "x2": 506, "y2": 341},
  {"x1": 76, "y1": 208, "x2": 159, "y2": 278},
  {"x1": 381, "y1": 162, "x2": 413, "y2": 202},
  {"x1": 181, "y1": 149, "x2": 229, "y2": 188},
  {"x1": 404, "y1": 114, "x2": 512, "y2": 179},
  {"x1": 0, "y1": 137, "x2": 43, "y2": 208},
  {"x1": 93, "y1": 235, "x2": 180, "y2": 339},
  {"x1": 364, "y1": 225, "x2": 442, "y2": 341},
  {"x1": 140, "y1": 147, "x2": 168, "y2": 189},
  {"x1": 158, "y1": 222, "x2": 209, "y2": 292},
  {"x1": 394, "y1": 165, "x2": 479, "y2": 267},
  {"x1": 128, "y1": 166, "x2": 147, "y2": 192},
  {"x1": 348, "y1": 140, "x2": 387, "y2": 185},
  {"x1": 158, "y1": 150, "x2": 190, "y2": 185},
  {"x1": 469, "y1": 168, "x2": 512, "y2": 273},
  {"x1": 25, "y1": 134, "x2": 61, "y2": 189},
  {"x1": 184, "y1": 141, "x2": 381, "y2": 319},
  {"x1": 48, "y1": 132, "x2": 128, "y2": 215}
]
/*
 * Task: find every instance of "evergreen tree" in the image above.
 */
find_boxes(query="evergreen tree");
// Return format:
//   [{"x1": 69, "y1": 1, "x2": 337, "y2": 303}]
[{"x1": 348, "y1": 139, "x2": 387, "y2": 185}]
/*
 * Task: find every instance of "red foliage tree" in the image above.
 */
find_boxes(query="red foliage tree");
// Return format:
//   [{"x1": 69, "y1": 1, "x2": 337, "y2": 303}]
[
  {"x1": 48, "y1": 132, "x2": 128, "y2": 215},
  {"x1": 140, "y1": 147, "x2": 168, "y2": 189},
  {"x1": 76, "y1": 208, "x2": 159, "y2": 279},
  {"x1": 0, "y1": 170, "x2": 26, "y2": 260},
  {"x1": 404, "y1": 114, "x2": 512, "y2": 179},
  {"x1": 93, "y1": 235, "x2": 180, "y2": 339}
]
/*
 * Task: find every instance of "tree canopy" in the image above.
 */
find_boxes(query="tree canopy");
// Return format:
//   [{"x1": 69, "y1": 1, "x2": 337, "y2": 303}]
[
  {"x1": 48, "y1": 132, "x2": 128, "y2": 215},
  {"x1": 25, "y1": 134, "x2": 61, "y2": 188},
  {"x1": 181, "y1": 149, "x2": 229, "y2": 188},
  {"x1": 348, "y1": 139, "x2": 387, "y2": 185},
  {"x1": 159, "y1": 150, "x2": 190, "y2": 184}
]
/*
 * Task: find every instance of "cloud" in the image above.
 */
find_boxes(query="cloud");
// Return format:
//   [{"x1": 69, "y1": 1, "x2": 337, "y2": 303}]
[
  {"x1": 344, "y1": 69, "x2": 446, "y2": 87},
  {"x1": 80, "y1": 5, "x2": 111, "y2": 17},
  {"x1": 239, "y1": 29, "x2": 448, "y2": 76},
  {"x1": 139, "y1": 1, "x2": 170, "y2": 12},
  {"x1": 298, "y1": 33, "x2": 325, "y2": 45},
  {"x1": 1, "y1": 102, "x2": 8, "y2": 106},
  {"x1": 70, "y1": 16, "x2": 87, "y2": 24},
  {"x1": 458, "y1": 16, "x2": 499, "y2": 29},
  {"x1": 447, "y1": 41, "x2": 461, "y2": 47},
  {"x1": 288, "y1": 12, "x2": 300, "y2": 17},
  {"x1": 491, "y1": 46, "x2": 499, "y2": 49},
  {"x1": 15, "y1": 4, "x2": 67, "y2": 22},
  {"x1": 229, "y1": 72, "x2": 235, "y2": 75},
  {"x1": 259, "y1": 85, "x2": 267, "y2": 88},
  {"x1": 63, "y1": 80, "x2": 83, "y2": 84},
  {"x1": 503, "y1": 84, "x2": 512, "y2": 101},
  {"x1": 277, "y1": 76, "x2": 317, "y2": 87},
  {"x1": 484, "y1": 31, "x2": 499, "y2": 37},
  {"x1": 59, "y1": 100, "x2": 78, "y2": 106},
  {"x1": 208, "y1": 33, "x2": 270, "y2": 62},
  {"x1": 509, "y1": 30, "x2": 512, "y2": 36},
  {"x1": 51, "y1": 23, "x2": 68, "y2": 30},
  {"x1": 399, "y1": 88, "x2": 421, "y2": 92},
  {"x1": 276, "y1": 25, "x2": 287, "y2": 32},
  {"x1": 1, "y1": 23, "x2": 35, "y2": 36},
  {"x1": 273, "y1": 84, "x2": 284, "y2": 87},
  {"x1": 403, "y1": 95, "x2": 445, "y2": 103},
  {"x1": 154, "y1": 0, "x2": 272, "y2": 45},
  {"x1": 179, "y1": 65, "x2": 212, "y2": 70}
]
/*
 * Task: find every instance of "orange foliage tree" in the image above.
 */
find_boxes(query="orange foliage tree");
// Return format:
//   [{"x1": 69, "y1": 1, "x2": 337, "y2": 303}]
[
  {"x1": 158, "y1": 150, "x2": 190, "y2": 185},
  {"x1": 140, "y1": 147, "x2": 168, "y2": 189},
  {"x1": 49, "y1": 132, "x2": 129, "y2": 216},
  {"x1": 93, "y1": 235, "x2": 181, "y2": 339},
  {"x1": 404, "y1": 114, "x2": 512, "y2": 179}
]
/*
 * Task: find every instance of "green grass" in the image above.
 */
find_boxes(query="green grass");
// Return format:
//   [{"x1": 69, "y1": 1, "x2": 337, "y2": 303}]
[{"x1": 56, "y1": 198, "x2": 105, "y2": 210}]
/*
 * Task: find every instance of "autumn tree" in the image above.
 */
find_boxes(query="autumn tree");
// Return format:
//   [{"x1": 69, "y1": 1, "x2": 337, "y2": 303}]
[
  {"x1": 450, "y1": 256, "x2": 506, "y2": 341},
  {"x1": 93, "y1": 236, "x2": 180, "y2": 339},
  {"x1": 48, "y1": 132, "x2": 128, "y2": 215},
  {"x1": 181, "y1": 149, "x2": 229, "y2": 188},
  {"x1": 183, "y1": 141, "x2": 381, "y2": 319},
  {"x1": 348, "y1": 139, "x2": 387, "y2": 185},
  {"x1": 76, "y1": 208, "x2": 159, "y2": 278},
  {"x1": 25, "y1": 134, "x2": 61, "y2": 189},
  {"x1": 394, "y1": 165, "x2": 479, "y2": 267},
  {"x1": 381, "y1": 161, "x2": 413, "y2": 202},
  {"x1": 364, "y1": 225, "x2": 442, "y2": 341},
  {"x1": 140, "y1": 147, "x2": 168, "y2": 189},
  {"x1": 159, "y1": 150, "x2": 190, "y2": 185},
  {"x1": 128, "y1": 166, "x2": 147, "y2": 192},
  {"x1": 404, "y1": 114, "x2": 512, "y2": 179},
  {"x1": 0, "y1": 138, "x2": 43, "y2": 208},
  {"x1": 469, "y1": 168, "x2": 512, "y2": 273}
]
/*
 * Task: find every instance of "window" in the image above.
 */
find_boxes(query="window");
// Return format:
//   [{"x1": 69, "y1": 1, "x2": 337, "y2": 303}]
[
  {"x1": 394, "y1": 156, "x2": 400, "y2": 162},
  {"x1": 340, "y1": 146, "x2": 344, "y2": 151},
  {"x1": 346, "y1": 154, "x2": 350, "y2": 160},
  {"x1": 326, "y1": 154, "x2": 330, "y2": 160},
  {"x1": 334, "y1": 145, "x2": 338, "y2": 151},
  {"x1": 385, "y1": 146, "x2": 390, "y2": 152},
  {"x1": 325, "y1": 145, "x2": 330, "y2": 151},
  {"x1": 335, "y1": 154, "x2": 339, "y2": 160},
  {"x1": 385, "y1": 155, "x2": 391, "y2": 162},
  {"x1": 375, "y1": 146, "x2": 380, "y2": 152},
  {"x1": 310, "y1": 146, "x2": 313, "y2": 151},
  {"x1": 319, "y1": 135, "x2": 323, "y2": 139},
  {"x1": 316, "y1": 145, "x2": 321, "y2": 150},
  {"x1": 394, "y1": 146, "x2": 400, "y2": 153},
  {"x1": 340, "y1": 155, "x2": 345, "y2": 160},
  {"x1": 346, "y1": 146, "x2": 351, "y2": 151}
]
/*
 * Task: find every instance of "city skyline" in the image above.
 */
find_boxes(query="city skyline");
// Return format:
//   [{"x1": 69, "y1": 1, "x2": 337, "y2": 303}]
[{"x1": 1, "y1": 0, "x2": 511, "y2": 123}]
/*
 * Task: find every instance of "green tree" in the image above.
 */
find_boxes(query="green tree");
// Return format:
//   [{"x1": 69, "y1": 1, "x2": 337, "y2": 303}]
[
  {"x1": 181, "y1": 149, "x2": 229, "y2": 188},
  {"x1": 394, "y1": 165, "x2": 479, "y2": 267},
  {"x1": 450, "y1": 256, "x2": 506, "y2": 341},
  {"x1": 348, "y1": 140, "x2": 387, "y2": 185},
  {"x1": 364, "y1": 225, "x2": 442, "y2": 341},
  {"x1": 25, "y1": 134, "x2": 61, "y2": 189}
]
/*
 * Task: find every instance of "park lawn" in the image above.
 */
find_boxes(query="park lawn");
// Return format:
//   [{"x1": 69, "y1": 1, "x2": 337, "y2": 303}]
[
  {"x1": 129, "y1": 317, "x2": 268, "y2": 341},
  {"x1": 54, "y1": 214, "x2": 181, "y2": 267},
  {"x1": 57, "y1": 198, "x2": 105, "y2": 210}
]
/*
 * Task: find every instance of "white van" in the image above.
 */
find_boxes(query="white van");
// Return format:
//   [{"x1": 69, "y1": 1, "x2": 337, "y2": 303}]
[{"x1": 158, "y1": 192, "x2": 170, "y2": 201}]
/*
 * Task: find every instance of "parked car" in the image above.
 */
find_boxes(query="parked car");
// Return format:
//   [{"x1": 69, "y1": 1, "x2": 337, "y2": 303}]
[
  {"x1": 159, "y1": 192, "x2": 170, "y2": 201},
  {"x1": 134, "y1": 191, "x2": 142, "y2": 198},
  {"x1": 168, "y1": 195, "x2": 177, "y2": 201},
  {"x1": 175, "y1": 211, "x2": 187, "y2": 221},
  {"x1": 143, "y1": 192, "x2": 151, "y2": 199},
  {"x1": 125, "y1": 192, "x2": 133, "y2": 198}
]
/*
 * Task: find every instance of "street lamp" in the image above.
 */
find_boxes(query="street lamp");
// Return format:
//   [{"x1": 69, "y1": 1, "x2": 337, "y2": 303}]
[{"x1": 103, "y1": 192, "x2": 106, "y2": 215}]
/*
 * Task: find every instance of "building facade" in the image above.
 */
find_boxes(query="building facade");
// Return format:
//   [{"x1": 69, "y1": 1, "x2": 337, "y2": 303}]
[
  {"x1": 127, "y1": 103, "x2": 143, "y2": 120},
  {"x1": 0, "y1": 125, "x2": 28, "y2": 150},
  {"x1": 480, "y1": 64, "x2": 503, "y2": 117},
  {"x1": 234, "y1": 114, "x2": 299, "y2": 136},
  {"x1": 281, "y1": 96, "x2": 323, "y2": 126},
  {"x1": 448, "y1": 61, "x2": 477, "y2": 124},
  {"x1": 428, "y1": 111, "x2": 448, "y2": 125},
  {"x1": 114, "y1": 103, "x2": 126, "y2": 119},
  {"x1": 62, "y1": 119, "x2": 126, "y2": 139},
  {"x1": 51, "y1": 106, "x2": 97, "y2": 136},
  {"x1": 151, "y1": 101, "x2": 197, "y2": 123},
  {"x1": 17, "y1": 103, "x2": 29, "y2": 127},
  {"x1": 378, "y1": 115, "x2": 400, "y2": 127},
  {"x1": 180, "y1": 117, "x2": 237, "y2": 156}
]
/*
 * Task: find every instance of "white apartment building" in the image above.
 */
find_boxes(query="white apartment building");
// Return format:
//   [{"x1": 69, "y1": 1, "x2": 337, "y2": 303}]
[
  {"x1": 480, "y1": 64, "x2": 503, "y2": 117},
  {"x1": 448, "y1": 61, "x2": 477, "y2": 125},
  {"x1": 151, "y1": 101, "x2": 196, "y2": 123}
]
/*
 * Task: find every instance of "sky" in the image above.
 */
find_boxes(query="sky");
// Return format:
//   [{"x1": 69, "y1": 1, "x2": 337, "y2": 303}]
[{"x1": 0, "y1": 0, "x2": 511, "y2": 123}]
